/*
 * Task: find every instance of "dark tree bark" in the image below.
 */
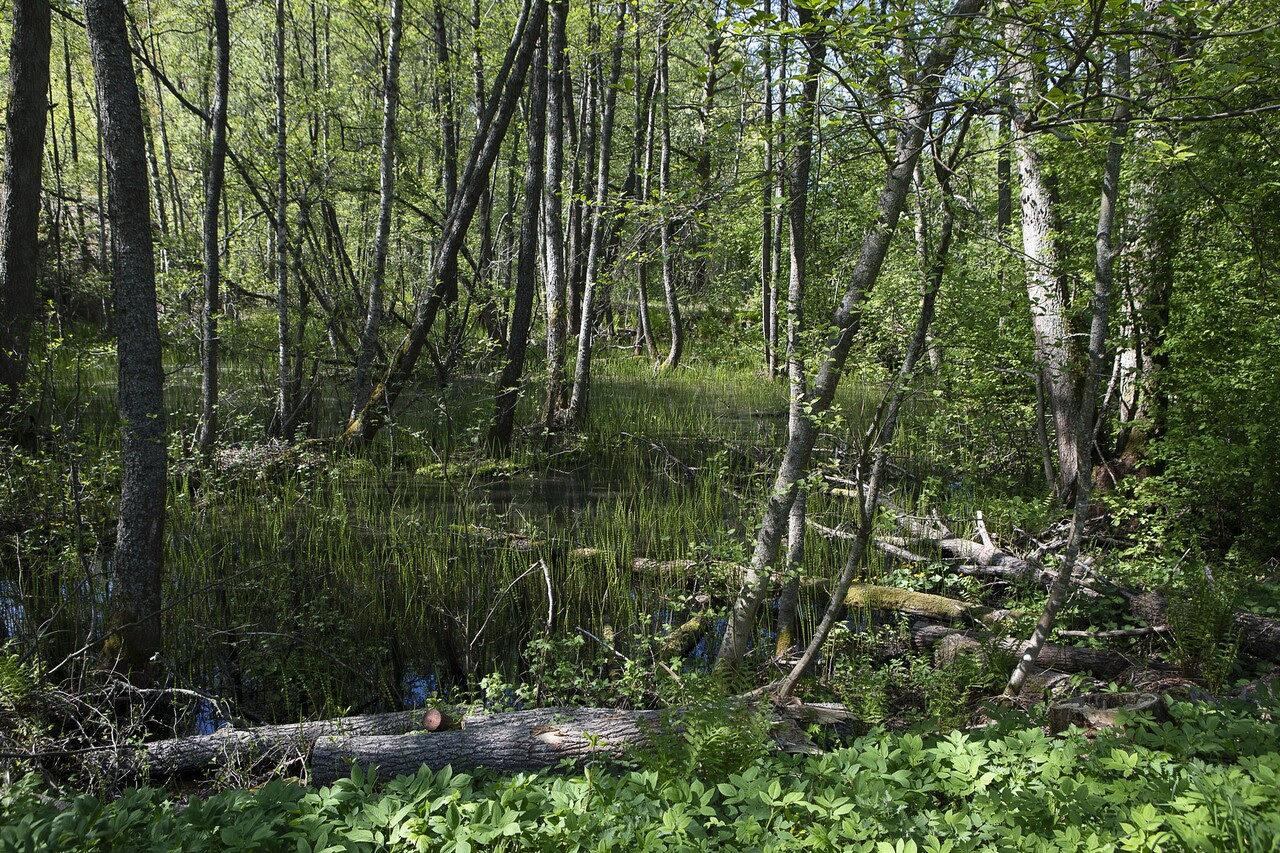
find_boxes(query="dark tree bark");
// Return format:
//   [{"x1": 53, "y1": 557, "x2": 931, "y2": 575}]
[
  {"x1": 344, "y1": 0, "x2": 546, "y2": 444},
  {"x1": 0, "y1": 0, "x2": 51, "y2": 422},
  {"x1": 349, "y1": 0, "x2": 404, "y2": 421},
  {"x1": 85, "y1": 0, "x2": 166, "y2": 681},
  {"x1": 197, "y1": 0, "x2": 230, "y2": 459},
  {"x1": 487, "y1": 32, "x2": 547, "y2": 452}
]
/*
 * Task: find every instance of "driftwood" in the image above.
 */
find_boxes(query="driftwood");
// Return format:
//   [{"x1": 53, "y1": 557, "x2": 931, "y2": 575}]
[{"x1": 912, "y1": 623, "x2": 1131, "y2": 677}]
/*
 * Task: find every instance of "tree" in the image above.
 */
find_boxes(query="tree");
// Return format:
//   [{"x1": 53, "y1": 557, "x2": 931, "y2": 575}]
[
  {"x1": 85, "y1": 0, "x2": 167, "y2": 681},
  {"x1": 344, "y1": 0, "x2": 545, "y2": 445},
  {"x1": 566, "y1": 0, "x2": 627, "y2": 425},
  {"x1": 541, "y1": 0, "x2": 571, "y2": 426},
  {"x1": 196, "y1": 0, "x2": 230, "y2": 459},
  {"x1": 0, "y1": 0, "x2": 51, "y2": 424},
  {"x1": 1007, "y1": 46, "x2": 1130, "y2": 696},
  {"x1": 350, "y1": 0, "x2": 404, "y2": 421},
  {"x1": 488, "y1": 30, "x2": 547, "y2": 451},
  {"x1": 718, "y1": 0, "x2": 986, "y2": 669}
]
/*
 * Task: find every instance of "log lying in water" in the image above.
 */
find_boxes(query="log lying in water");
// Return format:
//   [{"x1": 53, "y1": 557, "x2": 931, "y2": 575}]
[{"x1": 912, "y1": 623, "x2": 1131, "y2": 677}]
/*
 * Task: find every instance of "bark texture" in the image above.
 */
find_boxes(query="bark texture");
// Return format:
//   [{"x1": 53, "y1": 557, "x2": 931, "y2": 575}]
[
  {"x1": 85, "y1": 0, "x2": 167, "y2": 680},
  {"x1": 0, "y1": 0, "x2": 51, "y2": 418}
]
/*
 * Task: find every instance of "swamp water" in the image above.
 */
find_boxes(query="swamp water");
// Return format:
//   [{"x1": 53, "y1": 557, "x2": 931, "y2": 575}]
[{"x1": 4, "y1": 354, "x2": 913, "y2": 733}]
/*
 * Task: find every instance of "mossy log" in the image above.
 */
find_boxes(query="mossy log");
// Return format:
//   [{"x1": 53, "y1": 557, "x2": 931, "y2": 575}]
[
  {"x1": 841, "y1": 584, "x2": 1015, "y2": 628},
  {"x1": 912, "y1": 623, "x2": 1131, "y2": 677},
  {"x1": 657, "y1": 612, "x2": 711, "y2": 659}
]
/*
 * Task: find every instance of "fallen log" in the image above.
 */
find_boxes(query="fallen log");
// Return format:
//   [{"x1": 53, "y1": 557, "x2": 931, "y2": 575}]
[
  {"x1": 126, "y1": 701, "x2": 855, "y2": 785},
  {"x1": 842, "y1": 584, "x2": 1015, "y2": 628},
  {"x1": 311, "y1": 706, "x2": 662, "y2": 784},
  {"x1": 911, "y1": 623, "x2": 1132, "y2": 677},
  {"x1": 657, "y1": 612, "x2": 712, "y2": 659},
  {"x1": 1131, "y1": 591, "x2": 1280, "y2": 662},
  {"x1": 129, "y1": 709, "x2": 427, "y2": 780}
]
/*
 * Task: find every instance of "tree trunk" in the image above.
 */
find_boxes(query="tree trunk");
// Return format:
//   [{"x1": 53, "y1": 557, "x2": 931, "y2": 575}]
[
  {"x1": 85, "y1": 0, "x2": 166, "y2": 683},
  {"x1": 488, "y1": 32, "x2": 547, "y2": 452},
  {"x1": 760, "y1": 1, "x2": 775, "y2": 377},
  {"x1": 271, "y1": 0, "x2": 296, "y2": 440},
  {"x1": 432, "y1": 0, "x2": 460, "y2": 305},
  {"x1": 718, "y1": 0, "x2": 984, "y2": 669},
  {"x1": 1006, "y1": 48, "x2": 1130, "y2": 696},
  {"x1": 344, "y1": 0, "x2": 545, "y2": 444},
  {"x1": 567, "y1": 0, "x2": 626, "y2": 424},
  {"x1": 541, "y1": 0, "x2": 570, "y2": 426},
  {"x1": 656, "y1": 1, "x2": 682, "y2": 370},
  {"x1": 0, "y1": 0, "x2": 51, "y2": 422},
  {"x1": 1008, "y1": 18, "x2": 1082, "y2": 504},
  {"x1": 127, "y1": 703, "x2": 851, "y2": 785},
  {"x1": 197, "y1": 0, "x2": 230, "y2": 460},
  {"x1": 349, "y1": 0, "x2": 404, "y2": 421}
]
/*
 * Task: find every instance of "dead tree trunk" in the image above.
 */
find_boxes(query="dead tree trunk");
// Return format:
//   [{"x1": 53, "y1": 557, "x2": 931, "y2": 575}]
[{"x1": 914, "y1": 623, "x2": 1130, "y2": 678}]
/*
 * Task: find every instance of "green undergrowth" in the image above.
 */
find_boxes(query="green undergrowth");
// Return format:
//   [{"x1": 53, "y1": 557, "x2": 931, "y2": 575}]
[{"x1": 4, "y1": 695, "x2": 1280, "y2": 852}]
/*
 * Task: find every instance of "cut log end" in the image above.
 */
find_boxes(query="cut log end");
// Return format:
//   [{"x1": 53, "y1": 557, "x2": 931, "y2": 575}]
[{"x1": 1048, "y1": 691, "x2": 1167, "y2": 734}]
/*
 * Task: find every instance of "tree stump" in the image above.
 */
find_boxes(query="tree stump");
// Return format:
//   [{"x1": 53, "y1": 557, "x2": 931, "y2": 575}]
[{"x1": 1048, "y1": 692, "x2": 1166, "y2": 734}]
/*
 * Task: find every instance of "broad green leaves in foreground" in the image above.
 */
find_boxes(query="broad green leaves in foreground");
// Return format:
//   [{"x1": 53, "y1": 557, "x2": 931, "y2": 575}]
[{"x1": 4, "y1": 696, "x2": 1280, "y2": 851}]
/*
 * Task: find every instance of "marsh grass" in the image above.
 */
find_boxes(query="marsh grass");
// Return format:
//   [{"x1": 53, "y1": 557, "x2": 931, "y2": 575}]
[{"x1": 2, "y1": 330, "x2": 1041, "y2": 728}]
